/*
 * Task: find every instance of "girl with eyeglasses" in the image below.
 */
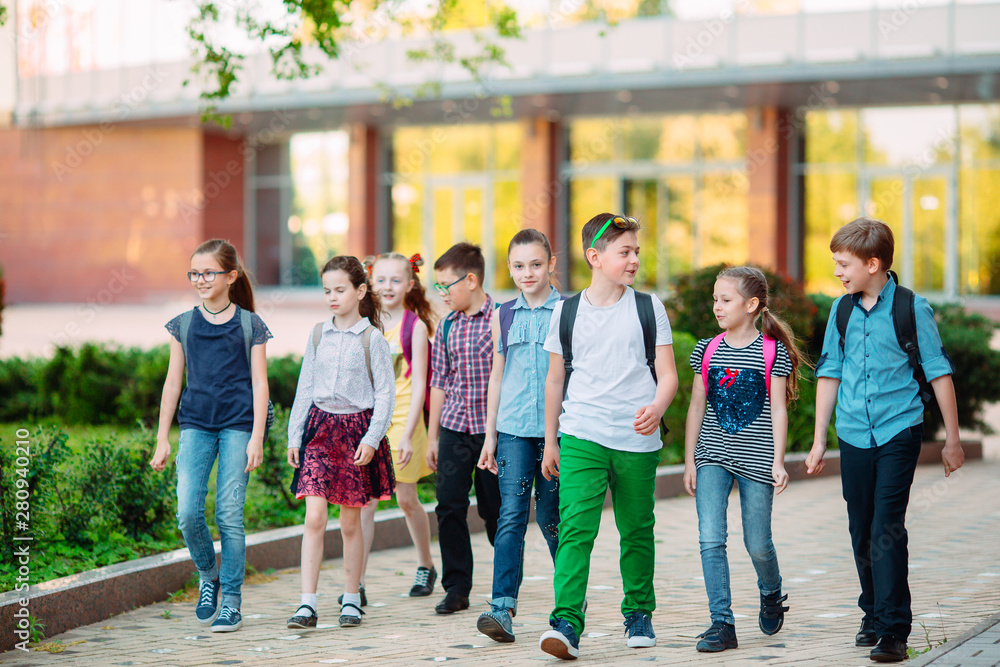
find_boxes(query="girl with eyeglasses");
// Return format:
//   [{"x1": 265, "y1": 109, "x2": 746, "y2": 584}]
[{"x1": 151, "y1": 239, "x2": 272, "y2": 633}]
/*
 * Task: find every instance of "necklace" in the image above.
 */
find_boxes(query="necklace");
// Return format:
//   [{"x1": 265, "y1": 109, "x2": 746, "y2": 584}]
[{"x1": 203, "y1": 301, "x2": 231, "y2": 320}]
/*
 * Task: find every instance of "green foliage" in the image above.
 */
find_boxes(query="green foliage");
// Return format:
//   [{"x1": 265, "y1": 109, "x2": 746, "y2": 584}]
[
  {"x1": 0, "y1": 356, "x2": 47, "y2": 422},
  {"x1": 660, "y1": 331, "x2": 696, "y2": 464},
  {"x1": 924, "y1": 305, "x2": 1000, "y2": 436},
  {"x1": 667, "y1": 263, "x2": 819, "y2": 343},
  {"x1": 27, "y1": 615, "x2": 45, "y2": 644},
  {"x1": 267, "y1": 354, "x2": 304, "y2": 414},
  {"x1": 806, "y1": 292, "x2": 837, "y2": 360}
]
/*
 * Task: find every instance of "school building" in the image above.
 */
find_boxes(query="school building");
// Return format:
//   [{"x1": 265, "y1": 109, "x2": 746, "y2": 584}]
[{"x1": 1, "y1": 0, "x2": 999, "y2": 304}]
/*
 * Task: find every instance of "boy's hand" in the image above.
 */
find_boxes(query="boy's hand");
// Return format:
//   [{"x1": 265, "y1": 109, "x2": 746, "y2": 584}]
[
  {"x1": 942, "y1": 437, "x2": 964, "y2": 477},
  {"x1": 772, "y1": 463, "x2": 789, "y2": 494},
  {"x1": 426, "y1": 439, "x2": 438, "y2": 472},
  {"x1": 287, "y1": 448, "x2": 300, "y2": 468},
  {"x1": 150, "y1": 439, "x2": 171, "y2": 472},
  {"x1": 541, "y1": 441, "x2": 560, "y2": 481},
  {"x1": 805, "y1": 442, "x2": 826, "y2": 475},
  {"x1": 683, "y1": 462, "x2": 697, "y2": 496},
  {"x1": 633, "y1": 404, "x2": 665, "y2": 436},
  {"x1": 397, "y1": 436, "x2": 413, "y2": 469},
  {"x1": 478, "y1": 434, "x2": 498, "y2": 475},
  {"x1": 245, "y1": 436, "x2": 264, "y2": 473},
  {"x1": 355, "y1": 443, "x2": 376, "y2": 466}
]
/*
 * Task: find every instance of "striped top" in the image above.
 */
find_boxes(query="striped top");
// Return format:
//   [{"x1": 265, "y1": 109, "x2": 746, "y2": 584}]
[{"x1": 689, "y1": 333, "x2": 792, "y2": 485}]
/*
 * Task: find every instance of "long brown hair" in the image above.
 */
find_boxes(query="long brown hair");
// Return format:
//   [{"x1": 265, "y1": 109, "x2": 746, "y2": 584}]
[
  {"x1": 322, "y1": 256, "x2": 383, "y2": 331},
  {"x1": 368, "y1": 252, "x2": 437, "y2": 335},
  {"x1": 717, "y1": 266, "x2": 807, "y2": 403},
  {"x1": 193, "y1": 239, "x2": 255, "y2": 312}
]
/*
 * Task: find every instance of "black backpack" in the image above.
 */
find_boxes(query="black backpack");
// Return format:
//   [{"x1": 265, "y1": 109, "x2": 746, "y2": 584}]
[
  {"x1": 834, "y1": 271, "x2": 934, "y2": 407},
  {"x1": 558, "y1": 290, "x2": 668, "y2": 436}
]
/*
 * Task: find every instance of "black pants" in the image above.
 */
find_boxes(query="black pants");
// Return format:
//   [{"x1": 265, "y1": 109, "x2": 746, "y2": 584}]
[
  {"x1": 840, "y1": 425, "x2": 923, "y2": 641},
  {"x1": 435, "y1": 428, "x2": 501, "y2": 597}
]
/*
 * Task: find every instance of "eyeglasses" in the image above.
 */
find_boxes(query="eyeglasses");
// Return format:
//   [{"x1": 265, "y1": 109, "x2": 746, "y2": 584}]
[
  {"x1": 590, "y1": 215, "x2": 637, "y2": 249},
  {"x1": 433, "y1": 274, "x2": 469, "y2": 296},
  {"x1": 188, "y1": 270, "x2": 229, "y2": 283}
]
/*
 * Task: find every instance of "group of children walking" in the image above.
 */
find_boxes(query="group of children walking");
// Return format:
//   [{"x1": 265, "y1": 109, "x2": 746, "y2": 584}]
[{"x1": 152, "y1": 213, "x2": 963, "y2": 663}]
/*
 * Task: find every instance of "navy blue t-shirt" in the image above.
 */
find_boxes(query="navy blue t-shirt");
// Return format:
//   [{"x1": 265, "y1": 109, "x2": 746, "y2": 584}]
[{"x1": 165, "y1": 305, "x2": 272, "y2": 432}]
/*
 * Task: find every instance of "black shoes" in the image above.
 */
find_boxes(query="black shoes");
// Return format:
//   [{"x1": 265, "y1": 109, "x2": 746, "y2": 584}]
[
  {"x1": 870, "y1": 634, "x2": 908, "y2": 662},
  {"x1": 434, "y1": 590, "x2": 470, "y2": 614},
  {"x1": 856, "y1": 618, "x2": 878, "y2": 647},
  {"x1": 696, "y1": 621, "x2": 738, "y2": 652},
  {"x1": 759, "y1": 591, "x2": 789, "y2": 636},
  {"x1": 410, "y1": 566, "x2": 437, "y2": 597},
  {"x1": 286, "y1": 604, "x2": 318, "y2": 629}
]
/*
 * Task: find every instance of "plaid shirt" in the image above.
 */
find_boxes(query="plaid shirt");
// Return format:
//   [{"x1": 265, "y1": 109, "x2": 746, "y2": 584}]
[{"x1": 431, "y1": 295, "x2": 494, "y2": 434}]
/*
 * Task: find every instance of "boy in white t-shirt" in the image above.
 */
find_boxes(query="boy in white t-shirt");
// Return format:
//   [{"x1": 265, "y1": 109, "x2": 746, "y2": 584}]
[{"x1": 538, "y1": 213, "x2": 679, "y2": 660}]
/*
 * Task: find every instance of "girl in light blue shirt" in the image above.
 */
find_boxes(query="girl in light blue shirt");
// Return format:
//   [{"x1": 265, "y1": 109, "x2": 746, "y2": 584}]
[{"x1": 476, "y1": 229, "x2": 562, "y2": 644}]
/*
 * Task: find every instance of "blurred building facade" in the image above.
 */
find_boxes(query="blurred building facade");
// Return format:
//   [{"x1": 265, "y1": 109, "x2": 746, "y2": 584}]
[{"x1": 1, "y1": 0, "x2": 999, "y2": 303}]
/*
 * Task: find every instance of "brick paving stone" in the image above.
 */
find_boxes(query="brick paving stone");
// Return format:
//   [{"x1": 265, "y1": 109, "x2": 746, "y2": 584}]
[{"x1": 4, "y1": 459, "x2": 999, "y2": 666}]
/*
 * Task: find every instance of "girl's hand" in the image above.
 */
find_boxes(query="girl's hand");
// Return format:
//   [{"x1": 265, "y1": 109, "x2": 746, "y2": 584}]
[
  {"x1": 541, "y1": 441, "x2": 560, "y2": 481},
  {"x1": 287, "y1": 448, "x2": 300, "y2": 468},
  {"x1": 355, "y1": 443, "x2": 376, "y2": 466},
  {"x1": 805, "y1": 442, "x2": 826, "y2": 475},
  {"x1": 426, "y1": 439, "x2": 438, "y2": 472},
  {"x1": 633, "y1": 404, "x2": 664, "y2": 436},
  {"x1": 150, "y1": 439, "x2": 171, "y2": 472},
  {"x1": 772, "y1": 463, "x2": 789, "y2": 494},
  {"x1": 683, "y1": 462, "x2": 697, "y2": 496},
  {"x1": 397, "y1": 436, "x2": 413, "y2": 470},
  {"x1": 478, "y1": 434, "x2": 498, "y2": 475},
  {"x1": 245, "y1": 436, "x2": 264, "y2": 473}
]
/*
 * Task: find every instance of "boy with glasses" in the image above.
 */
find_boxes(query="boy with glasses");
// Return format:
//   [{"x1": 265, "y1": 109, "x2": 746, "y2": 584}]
[
  {"x1": 426, "y1": 242, "x2": 502, "y2": 615},
  {"x1": 539, "y1": 213, "x2": 679, "y2": 659}
]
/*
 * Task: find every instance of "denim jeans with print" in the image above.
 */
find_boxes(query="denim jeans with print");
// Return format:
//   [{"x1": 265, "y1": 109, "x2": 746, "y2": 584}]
[
  {"x1": 490, "y1": 434, "x2": 560, "y2": 613},
  {"x1": 176, "y1": 428, "x2": 251, "y2": 609},
  {"x1": 696, "y1": 464, "x2": 782, "y2": 625}
]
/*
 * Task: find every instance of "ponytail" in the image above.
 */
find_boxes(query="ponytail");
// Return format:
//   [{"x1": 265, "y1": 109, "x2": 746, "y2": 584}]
[
  {"x1": 717, "y1": 266, "x2": 812, "y2": 404},
  {"x1": 193, "y1": 238, "x2": 256, "y2": 312},
  {"x1": 321, "y1": 255, "x2": 383, "y2": 331}
]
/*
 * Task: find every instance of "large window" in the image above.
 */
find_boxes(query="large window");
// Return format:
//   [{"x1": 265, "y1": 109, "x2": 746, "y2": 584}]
[
  {"x1": 566, "y1": 113, "x2": 748, "y2": 292},
  {"x1": 803, "y1": 104, "x2": 1000, "y2": 298},
  {"x1": 389, "y1": 123, "x2": 523, "y2": 292}
]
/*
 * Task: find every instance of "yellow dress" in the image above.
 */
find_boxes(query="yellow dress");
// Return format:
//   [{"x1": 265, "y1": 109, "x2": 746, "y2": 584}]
[{"x1": 385, "y1": 322, "x2": 433, "y2": 484}]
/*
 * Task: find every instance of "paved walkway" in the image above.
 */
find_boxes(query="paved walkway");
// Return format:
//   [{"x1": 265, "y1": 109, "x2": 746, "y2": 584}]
[{"x1": 5, "y1": 459, "x2": 1000, "y2": 666}]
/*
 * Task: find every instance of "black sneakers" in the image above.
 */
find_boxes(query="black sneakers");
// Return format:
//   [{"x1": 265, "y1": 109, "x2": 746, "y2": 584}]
[
  {"x1": 696, "y1": 621, "x2": 738, "y2": 652},
  {"x1": 759, "y1": 591, "x2": 789, "y2": 635},
  {"x1": 434, "y1": 590, "x2": 470, "y2": 614},
  {"x1": 856, "y1": 618, "x2": 877, "y2": 647},
  {"x1": 410, "y1": 566, "x2": 437, "y2": 597}
]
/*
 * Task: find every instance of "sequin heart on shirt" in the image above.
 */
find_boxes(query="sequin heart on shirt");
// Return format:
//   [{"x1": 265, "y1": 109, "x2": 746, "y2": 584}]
[{"x1": 707, "y1": 366, "x2": 767, "y2": 435}]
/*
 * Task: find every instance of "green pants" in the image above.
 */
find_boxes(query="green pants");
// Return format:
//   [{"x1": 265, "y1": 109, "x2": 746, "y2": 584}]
[{"x1": 550, "y1": 434, "x2": 660, "y2": 636}]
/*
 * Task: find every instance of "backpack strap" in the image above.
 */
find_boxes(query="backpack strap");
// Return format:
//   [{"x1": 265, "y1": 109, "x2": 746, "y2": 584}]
[
  {"x1": 401, "y1": 309, "x2": 416, "y2": 379},
  {"x1": 891, "y1": 284, "x2": 932, "y2": 404},
  {"x1": 634, "y1": 291, "x2": 658, "y2": 384},
  {"x1": 558, "y1": 293, "x2": 583, "y2": 400},
  {"x1": 835, "y1": 294, "x2": 853, "y2": 357},
  {"x1": 498, "y1": 299, "x2": 516, "y2": 355},
  {"x1": 312, "y1": 322, "x2": 324, "y2": 353},
  {"x1": 362, "y1": 325, "x2": 374, "y2": 387},
  {"x1": 440, "y1": 316, "x2": 454, "y2": 358},
  {"x1": 179, "y1": 310, "x2": 194, "y2": 362},
  {"x1": 762, "y1": 335, "x2": 776, "y2": 398},
  {"x1": 700, "y1": 333, "x2": 726, "y2": 395},
  {"x1": 240, "y1": 308, "x2": 252, "y2": 368}
]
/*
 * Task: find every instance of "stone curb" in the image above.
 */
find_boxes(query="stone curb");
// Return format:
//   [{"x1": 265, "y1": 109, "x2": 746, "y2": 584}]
[
  {"x1": 909, "y1": 609, "x2": 1000, "y2": 666},
  {"x1": 0, "y1": 441, "x2": 980, "y2": 651}
]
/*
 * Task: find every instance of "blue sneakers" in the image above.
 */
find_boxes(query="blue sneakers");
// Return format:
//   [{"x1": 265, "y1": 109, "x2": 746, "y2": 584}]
[
  {"x1": 195, "y1": 578, "x2": 220, "y2": 624},
  {"x1": 540, "y1": 618, "x2": 580, "y2": 660},
  {"x1": 210, "y1": 606, "x2": 243, "y2": 633},
  {"x1": 477, "y1": 606, "x2": 515, "y2": 643},
  {"x1": 624, "y1": 612, "x2": 657, "y2": 648}
]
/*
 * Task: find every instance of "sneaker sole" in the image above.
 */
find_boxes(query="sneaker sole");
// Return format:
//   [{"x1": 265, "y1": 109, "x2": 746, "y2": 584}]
[
  {"x1": 477, "y1": 616, "x2": 515, "y2": 643},
  {"x1": 696, "y1": 641, "x2": 738, "y2": 653},
  {"x1": 540, "y1": 632, "x2": 579, "y2": 660},
  {"x1": 626, "y1": 637, "x2": 657, "y2": 648},
  {"x1": 196, "y1": 607, "x2": 221, "y2": 625},
  {"x1": 210, "y1": 621, "x2": 243, "y2": 633},
  {"x1": 409, "y1": 588, "x2": 433, "y2": 597},
  {"x1": 286, "y1": 621, "x2": 316, "y2": 630},
  {"x1": 760, "y1": 620, "x2": 784, "y2": 636}
]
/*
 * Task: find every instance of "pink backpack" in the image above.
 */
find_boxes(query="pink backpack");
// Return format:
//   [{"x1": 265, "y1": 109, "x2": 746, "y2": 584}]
[{"x1": 700, "y1": 333, "x2": 777, "y2": 397}]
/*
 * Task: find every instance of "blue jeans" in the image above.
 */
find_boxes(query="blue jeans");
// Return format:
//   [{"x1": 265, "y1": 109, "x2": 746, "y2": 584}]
[
  {"x1": 696, "y1": 464, "x2": 782, "y2": 625},
  {"x1": 176, "y1": 428, "x2": 251, "y2": 609},
  {"x1": 490, "y1": 434, "x2": 560, "y2": 612}
]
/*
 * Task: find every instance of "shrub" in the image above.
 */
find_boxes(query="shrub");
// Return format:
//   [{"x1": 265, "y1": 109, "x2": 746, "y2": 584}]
[
  {"x1": 0, "y1": 356, "x2": 47, "y2": 421},
  {"x1": 267, "y1": 354, "x2": 304, "y2": 411},
  {"x1": 667, "y1": 263, "x2": 818, "y2": 342},
  {"x1": 806, "y1": 293, "x2": 837, "y2": 361},
  {"x1": 660, "y1": 331, "x2": 696, "y2": 464}
]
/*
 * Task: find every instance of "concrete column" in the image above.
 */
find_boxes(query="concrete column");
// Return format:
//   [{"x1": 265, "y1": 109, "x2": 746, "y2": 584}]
[
  {"x1": 521, "y1": 117, "x2": 562, "y2": 253},
  {"x1": 745, "y1": 106, "x2": 792, "y2": 275},
  {"x1": 347, "y1": 124, "x2": 380, "y2": 258}
]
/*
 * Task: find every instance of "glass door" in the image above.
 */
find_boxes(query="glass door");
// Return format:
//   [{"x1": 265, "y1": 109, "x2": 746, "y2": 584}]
[{"x1": 423, "y1": 177, "x2": 494, "y2": 290}]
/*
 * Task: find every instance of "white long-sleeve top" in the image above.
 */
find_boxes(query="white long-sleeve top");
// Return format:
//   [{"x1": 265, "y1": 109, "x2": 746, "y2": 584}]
[{"x1": 287, "y1": 317, "x2": 396, "y2": 450}]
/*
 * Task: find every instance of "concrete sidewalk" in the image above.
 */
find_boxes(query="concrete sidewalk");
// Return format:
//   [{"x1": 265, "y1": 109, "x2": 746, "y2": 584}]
[{"x1": 5, "y1": 459, "x2": 999, "y2": 666}]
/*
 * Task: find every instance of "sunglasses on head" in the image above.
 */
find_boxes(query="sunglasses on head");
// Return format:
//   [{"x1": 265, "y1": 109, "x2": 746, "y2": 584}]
[{"x1": 590, "y1": 215, "x2": 637, "y2": 249}]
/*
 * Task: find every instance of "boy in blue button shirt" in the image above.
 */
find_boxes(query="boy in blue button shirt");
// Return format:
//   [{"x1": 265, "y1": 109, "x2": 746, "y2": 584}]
[{"x1": 805, "y1": 217, "x2": 964, "y2": 663}]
